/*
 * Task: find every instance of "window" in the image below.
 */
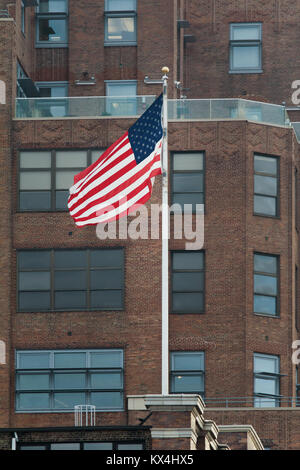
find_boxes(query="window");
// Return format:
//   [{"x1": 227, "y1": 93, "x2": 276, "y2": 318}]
[
  {"x1": 253, "y1": 353, "x2": 280, "y2": 407},
  {"x1": 170, "y1": 352, "x2": 205, "y2": 397},
  {"x1": 35, "y1": 82, "x2": 68, "y2": 117},
  {"x1": 17, "y1": 62, "x2": 28, "y2": 98},
  {"x1": 253, "y1": 253, "x2": 278, "y2": 316},
  {"x1": 172, "y1": 251, "x2": 204, "y2": 313},
  {"x1": 254, "y1": 154, "x2": 279, "y2": 217},
  {"x1": 105, "y1": 80, "x2": 137, "y2": 116},
  {"x1": 15, "y1": 349, "x2": 124, "y2": 412},
  {"x1": 21, "y1": 1, "x2": 25, "y2": 34},
  {"x1": 36, "y1": 0, "x2": 68, "y2": 47},
  {"x1": 230, "y1": 23, "x2": 262, "y2": 73},
  {"x1": 17, "y1": 249, "x2": 124, "y2": 312},
  {"x1": 19, "y1": 148, "x2": 103, "y2": 211},
  {"x1": 18, "y1": 441, "x2": 144, "y2": 450},
  {"x1": 104, "y1": 0, "x2": 137, "y2": 46},
  {"x1": 171, "y1": 152, "x2": 204, "y2": 213}
]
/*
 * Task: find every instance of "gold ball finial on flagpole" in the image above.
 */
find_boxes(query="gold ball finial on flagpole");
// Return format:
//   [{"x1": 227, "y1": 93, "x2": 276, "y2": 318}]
[{"x1": 162, "y1": 66, "x2": 169, "y2": 74}]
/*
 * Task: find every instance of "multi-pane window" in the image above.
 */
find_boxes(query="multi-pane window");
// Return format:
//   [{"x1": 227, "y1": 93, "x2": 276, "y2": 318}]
[
  {"x1": 230, "y1": 23, "x2": 262, "y2": 73},
  {"x1": 253, "y1": 353, "x2": 280, "y2": 407},
  {"x1": 254, "y1": 154, "x2": 279, "y2": 217},
  {"x1": 104, "y1": 0, "x2": 137, "y2": 46},
  {"x1": 105, "y1": 80, "x2": 137, "y2": 116},
  {"x1": 35, "y1": 82, "x2": 68, "y2": 117},
  {"x1": 171, "y1": 152, "x2": 204, "y2": 213},
  {"x1": 253, "y1": 253, "x2": 278, "y2": 316},
  {"x1": 15, "y1": 350, "x2": 124, "y2": 412},
  {"x1": 19, "y1": 441, "x2": 144, "y2": 450},
  {"x1": 172, "y1": 251, "x2": 204, "y2": 313},
  {"x1": 170, "y1": 352, "x2": 205, "y2": 397},
  {"x1": 19, "y1": 149, "x2": 103, "y2": 211},
  {"x1": 36, "y1": 0, "x2": 68, "y2": 47},
  {"x1": 17, "y1": 249, "x2": 124, "y2": 312}
]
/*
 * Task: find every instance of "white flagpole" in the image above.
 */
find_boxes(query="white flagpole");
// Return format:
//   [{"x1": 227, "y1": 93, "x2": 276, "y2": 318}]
[{"x1": 161, "y1": 66, "x2": 169, "y2": 396}]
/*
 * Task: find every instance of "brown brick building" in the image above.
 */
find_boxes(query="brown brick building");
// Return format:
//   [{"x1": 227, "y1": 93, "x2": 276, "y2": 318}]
[{"x1": 1, "y1": 0, "x2": 300, "y2": 451}]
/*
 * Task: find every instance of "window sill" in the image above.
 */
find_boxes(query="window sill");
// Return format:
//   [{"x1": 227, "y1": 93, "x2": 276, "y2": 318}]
[
  {"x1": 17, "y1": 308, "x2": 124, "y2": 313},
  {"x1": 253, "y1": 213, "x2": 280, "y2": 219},
  {"x1": 104, "y1": 41, "x2": 137, "y2": 47},
  {"x1": 229, "y1": 69, "x2": 263, "y2": 74},
  {"x1": 254, "y1": 312, "x2": 280, "y2": 319},
  {"x1": 35, "y1": 43, "x2": 68, "y2": 48}
]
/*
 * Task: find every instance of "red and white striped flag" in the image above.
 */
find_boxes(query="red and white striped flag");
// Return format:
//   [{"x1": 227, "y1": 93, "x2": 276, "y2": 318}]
[{"x1": 68, "y1": 94, "x2": 163, "y2": 226}]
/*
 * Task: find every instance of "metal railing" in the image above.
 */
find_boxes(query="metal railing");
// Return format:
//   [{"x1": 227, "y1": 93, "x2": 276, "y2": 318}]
[
  {"x1": 204, "y1": 396, "x2": 300, "y2": 408},
  {"x1": 15, "y1": 96, "x2": 291, "y2": 127}
]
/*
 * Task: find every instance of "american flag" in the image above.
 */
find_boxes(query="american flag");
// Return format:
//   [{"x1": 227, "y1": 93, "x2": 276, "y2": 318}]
[{"x1": 68, "y1": 94, "x2": 163, "y2": 227}]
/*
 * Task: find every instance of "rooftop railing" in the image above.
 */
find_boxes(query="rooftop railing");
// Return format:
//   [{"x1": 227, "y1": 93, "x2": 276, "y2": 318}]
[
  {"x1": 204, "y1": 396, "x2": 300, "y2": 408},
  {"x1": 15, "y1": 96, "x2": 291, "y2": 128}
]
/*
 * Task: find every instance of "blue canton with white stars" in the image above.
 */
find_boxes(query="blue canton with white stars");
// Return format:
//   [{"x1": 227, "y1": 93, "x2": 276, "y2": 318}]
[{"x1": 128, "y1": 94, "x2": 163, "y2": 165}]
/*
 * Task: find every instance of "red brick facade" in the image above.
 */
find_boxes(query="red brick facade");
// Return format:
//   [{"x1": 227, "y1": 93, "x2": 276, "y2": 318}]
[{"x1": 1, "y1": 0, "x2": 300, "y2": 451}]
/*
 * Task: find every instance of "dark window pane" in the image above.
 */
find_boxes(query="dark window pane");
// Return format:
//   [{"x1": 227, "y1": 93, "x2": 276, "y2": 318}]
[
  {"x1": 84, "y1": 443, "x2": 113, "y2": 450},
  {"x1": 90, "y1": 351, "x2": 123, "y2": 368},
  {"x1": 172, "y1": 292, "x2": 204, "y2": 313},
  {"x1": 117, "y1": 444, "x2": 144, "y2": 450},
  {"x1": 19, "y1": 271, "x2": 51, "y2": 291},
  {"x1": 254, "y1": 155, "x2": 277, "y2": 175},
  {"x1": 19, "y1": 392, "x2": 50, "y2": 410},
  {"x1": 173, "y1": 173, "x2": 203, "y2": 193},
  {"x1": 90, "y1": 249, "x2": 123, "y2": 268},
  {"x1": 19, "y1": 446, "x2": 47, "y2": 450},
  {"x1": 173, "y1": 375, "x2": 204, "y2": 393},
  {"x1": 50, "y1": 444, "x2": 80, "y2": 450},
  {"x1": 254, "y1": 175, "x2": 277, "y2": 196},
  {"x1": 232, "y1": 45, "x2": 260, "y2": 69},
  {"x1": 90, "y1": 290, "x2": 122, "y2": 309},
  {"x1": 18, "y1": 374, "x2": 50, "y2": 390},
  {"x1": 19, "y1": 291, "x2": 51, "y2": 310},
  {"x1": 254, "y1": 274, "x2": 277, "y2": 295},
  {"x1": 39, "y1": 0, "x2": 67, "y2": 13},
  {"x1": 90, "y1": 372, "x2": 122, "y2": 389},
  {"x1": 54, "y1": 352, "x2": 86, "y2": 369},
  {"x1": 20, "y1": 191, "x2": 51, "y2": 210},
  {"x1": 107, "y1": 17, "x2": 135, "y2": 42},
  {"x1": 172, "y1": 353, "x2": 204, "y2": 371},
  {"x1": 90, "y1": 391, "x2": 123, "y2": 409},
  {"x1": 54, "y1": 291, "x2": 86, "y2": 309},
  {"x1": 173, "y1": 193, "x2": 204, "y2": 208},
  {"x1": 54, "y1": 250, "x2": 87, "y2": 268},
  {"x1": 18, "y1": 352, "x2": 50, "y2": 369},
  {"x1": 254, "y1": 195, "x2": 276, "y2": 216},
  {"x1": 254, "y1": 254, "x2": 277, "y2": 274},
  {"x1": 173, "y1": 272, "x2": 204, "y2": 292},
  {"x1": 38, "y1": 18, "x2": 67, "y2": 43},
  {"x1": 254, "y1": 294, "x2": 277, "y2": 315},
  {"x1": 53, "y1": 392, "x2": 86, "y2": 409},
  {"x1": 173, "y1": 252, "x2": 204, "y2": 270},
  {"x1": 54, "y1": 270, "x2": 87, "y2": 290},
  {"x1": 18, "y1": 251, "x2": 51, "y2": 270},
  {"x1": 55, "y1": 190, "x2": 69, "y2": 210},
  {"x1": 90, "y1": 270, "x2": 122, "y2": 289},
  {"x1": 54, "y1": 373, "x2": 86, "y2": 389}
]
